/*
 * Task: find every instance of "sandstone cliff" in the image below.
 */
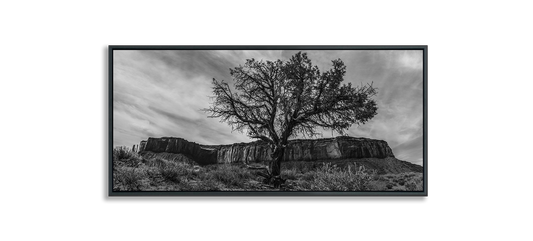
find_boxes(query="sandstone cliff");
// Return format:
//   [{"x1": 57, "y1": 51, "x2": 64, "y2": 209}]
[
  {"x1": 140, "y1": 137, "x2": 218, "y2": 165},
  {"x1": 138, "y1": 136, "x2": 395, "y2": 165}
]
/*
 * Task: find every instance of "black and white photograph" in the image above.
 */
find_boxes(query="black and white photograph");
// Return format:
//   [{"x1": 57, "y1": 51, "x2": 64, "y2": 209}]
[{"x1": 110, "y1": 46, "x2": 427, "y2": 195}]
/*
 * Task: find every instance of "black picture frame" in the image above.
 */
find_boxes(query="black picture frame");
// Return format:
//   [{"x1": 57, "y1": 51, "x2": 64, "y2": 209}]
[{"x1": 107, "y1": 42, "x2": 431, "y2": 198}]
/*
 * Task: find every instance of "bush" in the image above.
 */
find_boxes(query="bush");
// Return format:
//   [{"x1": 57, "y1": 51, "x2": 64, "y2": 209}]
[
  {"x1": 203, "y1": 164, "x2": 254, "y2": 189},
  {"x1": 213, "y1": 172, "x2": 239, "y2": 187},
  {"x1": 156, "y1": 159, "x2": 197, "y2": 183},
  {"x1": 281, "y1": 168, "x2": 299, "y2": 180},
  {"x1": 113, "y1": 146, "x2": 138, "y2": 160},
  {"x1": 292, "y1": 163, "x2": 376, "y2": 191},
  {"x1": 405, "y1": 175, "x2": 423, "y2": 191},
  {"x1": 398, "y1": 179, "x2": 406, "y2": 186},
  {"x1": 160, "y1": 165, "x2": 181, "y2": 183},
  {"x1": 114, "y1": 167, "x2": 145, "y2": 191},
  {"x1": 405, "y1": 182, "x2": 417, "y2": 191},
  {"x1": 146, "y1": 157, "x2": 167, "y2": 169},
  {"x1": 113, "y1": 146, "x2": 143, "y2": 169}
]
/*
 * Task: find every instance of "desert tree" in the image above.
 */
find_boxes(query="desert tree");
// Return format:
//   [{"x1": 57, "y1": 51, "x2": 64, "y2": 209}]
[{"x1": 205, "y1": 52, "x2": 378, "y2": 185}]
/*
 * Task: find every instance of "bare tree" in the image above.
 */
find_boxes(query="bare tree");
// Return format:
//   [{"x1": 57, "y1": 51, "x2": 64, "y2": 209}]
[{"x1": 205, "y1": 52, "x2": 378, "y2": 186}]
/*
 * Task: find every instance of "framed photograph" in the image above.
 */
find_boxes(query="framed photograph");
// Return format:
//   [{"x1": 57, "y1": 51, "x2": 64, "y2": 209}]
[{"x1": 109, "y1": 45, "x2": 427, "y2": 196}]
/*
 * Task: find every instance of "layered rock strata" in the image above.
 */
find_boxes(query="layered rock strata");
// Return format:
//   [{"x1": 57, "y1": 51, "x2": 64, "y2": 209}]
[
  {"x1": 138, "y1": 136, "x2": 395, "y2": 165},
  {"x1": 140, "y1": 137, "x2": 218, "y2": 165}
]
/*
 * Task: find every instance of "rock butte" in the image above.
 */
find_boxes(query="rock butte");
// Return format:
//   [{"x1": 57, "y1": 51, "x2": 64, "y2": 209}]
[{"x1": 137, "y1": 136, "x2": 395, "y2": 165}]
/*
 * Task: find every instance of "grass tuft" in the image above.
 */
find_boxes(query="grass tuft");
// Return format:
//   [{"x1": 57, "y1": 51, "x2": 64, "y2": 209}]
[
  {"x1": 290, "y1": 163, "x2": 376, "y2": 191},
  {"x1": 114, "y1": 167, "x2": 145, "y2": 191}
]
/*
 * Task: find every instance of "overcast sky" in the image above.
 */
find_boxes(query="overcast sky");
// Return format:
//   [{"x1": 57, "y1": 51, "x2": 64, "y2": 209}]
[{"x1": 113, "y1": 49, "x2": 423, "y2": 165}]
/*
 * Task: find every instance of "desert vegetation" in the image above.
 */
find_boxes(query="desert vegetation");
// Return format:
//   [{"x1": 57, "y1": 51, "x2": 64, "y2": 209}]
[{"x1": 113, "y1": 147, "x2": 423, "y2": 192}]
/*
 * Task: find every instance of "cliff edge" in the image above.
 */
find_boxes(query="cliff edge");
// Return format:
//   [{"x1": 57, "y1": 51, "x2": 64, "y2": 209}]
[{"x1": 137, "y1": 136, "x2": 395, "y2": 165}]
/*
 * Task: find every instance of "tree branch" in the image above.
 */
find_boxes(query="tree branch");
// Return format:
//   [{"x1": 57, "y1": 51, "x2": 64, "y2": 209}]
[{"x1": 205, "y1": 52, "x2": 377, "y2": 148}]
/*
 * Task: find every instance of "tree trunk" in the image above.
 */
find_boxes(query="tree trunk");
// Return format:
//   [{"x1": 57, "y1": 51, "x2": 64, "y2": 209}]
[
  {"x1": 269, "y1": 145, "x2": 284, "y2": 177},
  {"x1": 267, "y1": 144, "x2": 285, "y2": 188}
]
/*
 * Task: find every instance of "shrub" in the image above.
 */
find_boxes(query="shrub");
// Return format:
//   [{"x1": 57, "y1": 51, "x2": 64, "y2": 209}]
[
  {"x1": 281, "y1": 168, "x2": 299, "y2": 180},
  {"x1": 113, "y1": 146, "x2": 143, "y2": 168},
  {"x1": 202, "y1": 164, "x2": 254, "y2": 189},
  {"x1": 211, "y1": 170, "x2": 241, "y2": 187},
  {"x1": 405, "y1": 175, "x2": 423, "y2": 191},
  {"x1": 405, "y1": 182, "x2": 417, "y2": 191},
  {"x1": 157, "y1": 160, "x2": 197, "y2": 183},
  {"x1": 114, "y1": 167, "x2": 145, "y2": 191},
  {"x1": 160, "y1": 165, "x2": 181, "y2": 183},
  {"x1": 300, "y1": 171, "x2": 316, "y2": 181},
  {"x1": 146, "y1": 157, "x2": 167, "y2": 169},
  {"x1": 113, "y1": 146, "x2": 138, "y2": 160},
  {"x1": 398, "y1": 179, "x2": 406, "y2": 186},
  {"x1": 292, "y1": 163, "x2": 376, "y2": 191}
]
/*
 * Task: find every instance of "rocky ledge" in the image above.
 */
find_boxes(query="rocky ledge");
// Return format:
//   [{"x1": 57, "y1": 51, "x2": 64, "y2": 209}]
[{"x1": 137, "y1": 136, "x2": 395, "y2": 165}]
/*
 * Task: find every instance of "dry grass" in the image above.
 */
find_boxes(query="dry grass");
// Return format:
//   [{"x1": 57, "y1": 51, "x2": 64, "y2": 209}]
[
  {"x1": 366, "y1": 172, "x2": 424, "y2": 191},
  {"x1": 112, "y1": 147, "x2": 423, "y2": 192}
]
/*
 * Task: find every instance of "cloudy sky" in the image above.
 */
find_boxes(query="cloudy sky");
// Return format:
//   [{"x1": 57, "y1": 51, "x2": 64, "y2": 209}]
[{"x1": 113, "y1": 49, "x2": 423, "y2": 165}]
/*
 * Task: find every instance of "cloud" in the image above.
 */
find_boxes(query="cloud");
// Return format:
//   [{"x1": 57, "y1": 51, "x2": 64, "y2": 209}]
[
  {"x1": 398, "y1": 50, "x2": 424, "y2": 70},
  {"x1": 113, "y1": 50, "x2": 283, "y2": 146},
  {"x1": 393, "y1": 133, "x2": 424, "y2": 165},
  {"x1": 279, "y1": 50, "x2": 423, "y2": 164},
  {"x1": 113, "y1": 49, "x2": 424, "y2": 164}
]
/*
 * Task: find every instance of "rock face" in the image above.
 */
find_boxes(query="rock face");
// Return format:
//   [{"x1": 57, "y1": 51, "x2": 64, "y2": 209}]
[
  {"x1": 139, "y1": 136, "x2": 395, "y2": 165},
  {"x1": 284, "y1": 136, "x2": 394, "y2": 161},
  {"x1": 140, "y1": 137, "x2": 218, "y2": 165}
]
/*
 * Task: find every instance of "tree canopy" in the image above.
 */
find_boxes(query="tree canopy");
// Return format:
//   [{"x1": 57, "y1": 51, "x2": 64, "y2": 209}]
[{"x1": 205, "y1": 52, "x2": 378, "y2": 146}]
